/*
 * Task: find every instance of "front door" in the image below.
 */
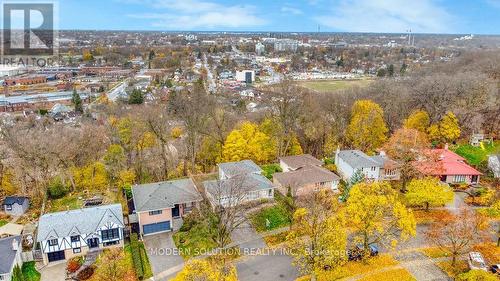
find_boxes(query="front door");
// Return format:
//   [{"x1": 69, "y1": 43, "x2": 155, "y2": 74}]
[
  {"x1": 172, "y1": 204, "x2": 180, "y2": 218},
  {"x1": 87, "y1": 238, "x2": 99, "y2": 249},
  {"x1": 471, "y1": 175, "x2": 479, "y2": 184}
]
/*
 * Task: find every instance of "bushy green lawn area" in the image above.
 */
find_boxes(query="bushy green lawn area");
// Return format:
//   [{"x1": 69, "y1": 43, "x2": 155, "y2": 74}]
[
  {"x1": 22, "y1": 262, "x2": 41, "y2": 281},
  {"x1": 261, "y1": 164, "x2": 282, "y2": 180},
  {"x1": 0, "y1": 219, "x2": 8, "y2": 227},
  {"x1": 453, "y1": 141, "x2": 499, "y2": 166},
  {"x1": 48, "y1": 195, "x2": 83, "y2": 212},
  {"x1": 250, "y1": 205, "x2": 291, "y2": 232},
  {"x1": 173, "y1": 221, "x2": 218, "y2": 259}
]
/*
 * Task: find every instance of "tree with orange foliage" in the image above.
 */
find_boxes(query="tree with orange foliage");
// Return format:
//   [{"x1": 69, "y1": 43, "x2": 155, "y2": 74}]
[
  {"x1": 426, "y1": 207, "x2": 488, "y2": 265},
  {"x1": 383, "y1": 128, "x2": 430, "y2": 192}
]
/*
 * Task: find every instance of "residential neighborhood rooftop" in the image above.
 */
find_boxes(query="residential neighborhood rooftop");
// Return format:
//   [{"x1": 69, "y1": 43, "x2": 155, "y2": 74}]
[
  {"x1": 415, "y1": 149, "x2": 482, "y2": 176},
  {"x1": 37, "y1": 204, "x2": 124, "y2": 241},
  {"x1": 204, "y1": 173, "x2": 273, "y2": 198},
  {"x1": 280, "y1": 154, "x2": 324, "y2": 170},
  {"x1": 218, "y1": 160, "x2": 262, "y2": 177},
  {"x1": 273, "y1": 165, "x2": 340, "y2": 188},
  {"x1": 132, "y1": 178, "x2": 202, "y2": 212},
  {"x1": 2, "y1": 196, "x2": 28, "y2": 206},
  {"x1": 0, "y1": 235, "x2": 20, "y2": 274},
  {"x1": 336, "y1": 150, "x2": 381, "y2": 169}
]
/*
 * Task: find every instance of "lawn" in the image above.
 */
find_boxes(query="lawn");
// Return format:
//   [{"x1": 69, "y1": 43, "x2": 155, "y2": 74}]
[
  {"x1": 0, "y1": 219, "x2": 8, "y2": 227},
  {"x1": 413, "y1": 209, "x2": 451, "y2": 225},
  {"x1": 420, "y1": 247, "x2": 450, "y2": 258},
  {"x1": 22, "y1": 262, "x2": 41, "y2": 281},
  {"x1": 314, "y1": 254, "x2": 400, "y2": 280},
  {"x1": 453, "y1": 141, "x2": 500, "y2": 167},
  {"x1": 436, "y1": 260, "x2": 468, "y2": 279},
  {"x1": 263, "y1": 231, "x2": 289, "y2": 247},
  {"x1": 299, "y1": 79, "x2": 373, "y2": 93},
  {"x1": 173, "y1": 222, "x2": 218, "y2": 259},
  {"x1": 358, "y1": 268, "x2": 416, "y2": 281},
  {"x1": 48, "y1": 194, "x2": 83, "y2": 212},
  {"x1": 249, "y1": 205, "x2": 291, "y2": 232}
]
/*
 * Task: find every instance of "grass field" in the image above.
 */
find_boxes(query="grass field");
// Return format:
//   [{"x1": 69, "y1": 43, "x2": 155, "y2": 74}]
[
  {"x1": 453, "y1": 141, "x2": 500, "y2": 166},
  {"x1": 249, "y1": 205, "x2": 291, "y2": 232},
  {"x1": 299, "y1": 79, "x2": 373, "y2": 93}
]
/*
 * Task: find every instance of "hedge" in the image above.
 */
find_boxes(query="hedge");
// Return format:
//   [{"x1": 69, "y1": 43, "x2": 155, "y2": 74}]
[{"x1": 130, "y1": 233, "x2": 144, "y2": 280}]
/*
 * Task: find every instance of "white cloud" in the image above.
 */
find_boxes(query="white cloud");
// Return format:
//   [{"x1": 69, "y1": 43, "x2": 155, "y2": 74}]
[
  {"x1": 125, "y1": 0, "x2": 267, "y2": 29},
  {"x1": 281, "y1": 6, "x2": 303, "y2": 15},
  {"x1": 316, "y1": 0, "x2": 455, "y2": 33}
]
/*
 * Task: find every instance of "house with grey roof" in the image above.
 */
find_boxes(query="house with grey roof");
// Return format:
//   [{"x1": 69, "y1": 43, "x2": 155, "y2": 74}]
[
  {"x1": 335, "y1": 149, "x2": 400, "y2": 182},
  {"x1": 0, "y1": 235, "x2": 22, "y2": 281},
  {"x1": 274, "y1": 164, "x2": 340, "y2": 197},
  {"x1": 131, "y1": 178, "x2": 203, "y2": 236},
  {"x1": 37, "y1": 204, "x2": 124, "y2": 265},
  {"x1": 279, "y1": 154, "x2": 324, "y2": 172},
  {"x1": 2, "y1": 196, "x2": 29, "y2": 216},
  {"x1": 205, "y1": 160, "x2": 274, "y2": 208}
]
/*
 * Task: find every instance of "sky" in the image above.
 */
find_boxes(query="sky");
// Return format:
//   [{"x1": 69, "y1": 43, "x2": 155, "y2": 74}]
[{"x1": 55, "y1": 0, "x2": 500, "y2": 34}]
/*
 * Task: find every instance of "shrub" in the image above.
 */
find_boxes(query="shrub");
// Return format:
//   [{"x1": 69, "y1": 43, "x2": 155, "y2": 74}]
[
  {"x1": 130, "y1": 233, "x2": 144, "y2": 280},
  {"x1": 261, "y1": 164, "x2": 282, "y2": 180},
  {"x1": 47, "y1": 177, "x2": 69, "y2": 199},
  {"x1": 67, "y1": 257, "x2": 83, "y2": 273},
  {"x1": 76, "y1": 266, "x2": 95, "y2": 280},
  {"x1": 456, "y1": 269, "x2": 498, "y2": 281}
]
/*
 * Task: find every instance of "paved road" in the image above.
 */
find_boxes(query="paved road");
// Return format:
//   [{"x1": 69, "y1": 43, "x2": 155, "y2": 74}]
[
  {"x1": 237, "y1": 251, "x2": 300, "y2": 281},
  {"x1": 143, "y1": 232, "x2": 184, "y2": 281}
]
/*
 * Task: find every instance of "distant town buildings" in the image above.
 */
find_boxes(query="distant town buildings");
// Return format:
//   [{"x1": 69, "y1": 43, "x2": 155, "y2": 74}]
[
  {"x1": 274, "y1": 39, "x2": 299, "y2": 52},
  {"x1": 255, "y1": 42, "x2": 265, "y2": 55},
  {"x1": 236, "y1": 70, "x2": 255, "y2": 84}
]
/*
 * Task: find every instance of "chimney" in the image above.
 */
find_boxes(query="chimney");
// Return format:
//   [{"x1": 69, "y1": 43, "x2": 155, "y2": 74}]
[
  {"x1": 379, "y1": 151, "x2": 386, "y2": 157},
  {"x1": 12, "y1": 239, "x2": 18, "y2": 251},
  {"x1": 444, "y1": 143, "x2": 449, "y2": 150}
]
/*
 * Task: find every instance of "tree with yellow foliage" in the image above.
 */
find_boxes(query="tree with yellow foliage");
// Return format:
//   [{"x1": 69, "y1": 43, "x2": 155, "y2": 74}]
[
  {"x1": 346, "y1": 100, "x2": 388, "y2": 154},
  {"x1": 405, "y1": 178, "x2": 454, "y2": 211},
  {"x1": 222, "y1": 122, "x2": 276, "y2": 164},
  {"x1": 428, "y1": 111, "x2": 461, "y2": 144},
  {"x1": 0, "y1": 168, "x2": 16, "y2": 195},
  {"x1": 346, "y1": 182, "x2": 416, "y2": 252},
  {"x1": 286, "y1": 190, "x2": 347, "y2": 278},
  {"x1": 172, "y1": 260, "x2": 237, "y2": 281},
  {"x1": 72, "y1": 162, "x2": 109, "y2": 191},
  {"x1": 404, "y1": 110, "x2": 430, "y2": 133}
]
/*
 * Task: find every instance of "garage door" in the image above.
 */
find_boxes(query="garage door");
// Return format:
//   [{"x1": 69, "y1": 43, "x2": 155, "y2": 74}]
[
  {"x1": 47, "y1": 250, "x2": 65, "y2": 262},
  {"x1": 143, "y1": 221, "x2": 171, "y2": 235}
]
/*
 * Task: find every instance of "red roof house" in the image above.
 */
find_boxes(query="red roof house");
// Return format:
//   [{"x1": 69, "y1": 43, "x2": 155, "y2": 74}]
[{"x1": 414, "y1": 147, "x2": 481, "y2": 185}]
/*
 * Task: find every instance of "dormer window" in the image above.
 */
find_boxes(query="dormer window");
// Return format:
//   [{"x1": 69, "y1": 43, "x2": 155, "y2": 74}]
[
  {"x1": 71, "y1": 235, "x2": 80, "y2": 243},
  {"x1": 48, "y1": 239, "x2": 58, "y2": 246}
]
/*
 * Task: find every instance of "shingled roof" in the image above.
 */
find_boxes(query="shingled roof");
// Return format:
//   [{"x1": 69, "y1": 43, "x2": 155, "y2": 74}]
[
  {"x1": 280, "y1": 154, "x2": 324, "y2": 170},
  {"x1": 132, "y1": 178, "x2": 202, "y2": 213},
  {"x1": 0, "y1": 235, "x2": 21, "y2": 274},
  {"x1": 218, "y1": 160, "x2": 262, "y2": 178},
  {"x1": 37, "y1": 204, "x2": 124, "y2": 241},
  {"x1": 274, "y1": 165, "x2": 340, "y2": 189}
]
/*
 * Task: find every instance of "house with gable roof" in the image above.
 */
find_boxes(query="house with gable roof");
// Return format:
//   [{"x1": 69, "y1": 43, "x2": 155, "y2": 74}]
[
  {"x1": 37, "y1": 204, "x2": 124, "y2": 265},
  {"x1": 131, "y1": 178, "x2": 203, "y2": 236}
]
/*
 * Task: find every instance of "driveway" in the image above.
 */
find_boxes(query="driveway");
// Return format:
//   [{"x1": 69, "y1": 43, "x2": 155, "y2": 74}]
[
  {"x1": 40, "y1": 262, "x2": 66, "y2": 281},
  {"x1": 231, "y1": 220, "x2": 267, "y2": 252},
  {"x1": 394, "y1": 251, "x2": 451, "y2": 281},
  {"x1": 143, "y1": 232, "x2": 184, "y2": 281}
]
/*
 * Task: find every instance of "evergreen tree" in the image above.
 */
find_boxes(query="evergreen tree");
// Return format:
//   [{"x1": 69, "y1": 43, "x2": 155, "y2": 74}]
[
  {"x1": 128, "y1": 89, "x2": 144, "y2": 105},
  {"x1": 71, "y1": 89, "x2": 83, "y2": 113},
  {"x1": 388, "y1": 64, "x2": 395, "y2": 76},
  {"x1": 340, "y1": 169, "x2": 365, "y2": 202},
  {"x1": 11, "y1": 265, "x2": 23, "y2": 281}
]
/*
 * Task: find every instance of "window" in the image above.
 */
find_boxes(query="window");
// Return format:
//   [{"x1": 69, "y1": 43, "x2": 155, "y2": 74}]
[
  {"x1": 101, "y1": 228, "x2": 120, "y2": 241},
  {"x1": 453, "y1": 175, "x2": 466, "y2": 183},
  {"x1": 149, "y1": 210, "x2": 163, "y2": 216},
  {"x1": 73, "y1": 247, "x2": 81, "y2": 254},
  {"x1": 371, "y1": 167, "x2": 376, "y2": 171},
  {"x1": 386, "y1": 169, "x2": 396, "y2": 176},
  {"x1": 0, "y1": 275, "x2": 4, "y2": 280},
  {"x1": 71, "y1": 235, "x2": 80, "y2": 243},
  {"x1": 48, "y1": 239, "x2": 58, "y2": 246},
  {"x1": 5, "y1": 205, "x2": 12, "y2": 211},
  {"x1": 268, "y1": 189, "x2": 273, "y2": 197},
  {"x1": 103, "y1": 241, "x2": 119, "y2": 247}
]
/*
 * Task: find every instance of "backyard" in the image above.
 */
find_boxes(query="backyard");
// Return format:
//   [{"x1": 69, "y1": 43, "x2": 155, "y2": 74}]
[{"x1": 453, "y1": 141, "x2": 500, "y2": 167}]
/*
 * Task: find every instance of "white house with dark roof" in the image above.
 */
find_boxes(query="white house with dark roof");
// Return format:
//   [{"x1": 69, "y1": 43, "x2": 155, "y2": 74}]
[
  {"x1": 36, "y1": 204, "x2": 124, "y2": 265},
  {"x1": 205, "y1": 160, "x2": 274, "y2": 208},
  {"x1": 131, "y1": 178, "x2": 203, "y2": 236},
  {"x1": 0, "y1": 235, "x2": 22, "y2": 281},
  {"x1": 335, "y1": 149, "x2": 400, "y2": 182},
  {"x1": 2, "y1": 196, "x2": 29, "y2": 216}
]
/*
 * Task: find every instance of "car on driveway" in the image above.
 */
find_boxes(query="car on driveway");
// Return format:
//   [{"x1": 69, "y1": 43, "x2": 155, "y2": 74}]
[
  {"x1": 467, "y1": 252, "x2": 488, "y2": 271},
  {"x1": 490, "y1": 264, "x2": 500, "y2": 275},
  {"x1": 348, "y1": 244, "x2": 379, "y2": 261}
]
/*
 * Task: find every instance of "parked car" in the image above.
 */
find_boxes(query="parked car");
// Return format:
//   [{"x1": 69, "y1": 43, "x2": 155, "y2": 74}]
[
  {"x1": 467, "y1": 252, "x2": 488, "y2": 271},
  {"x1": 490, "y1": 264, "x2": 500, "y2": 275},
  {"x1": 348, "y1": 244, "x2": 379, "y2": 261}
]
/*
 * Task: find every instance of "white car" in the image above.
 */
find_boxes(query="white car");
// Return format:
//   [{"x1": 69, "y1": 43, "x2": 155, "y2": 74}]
[{"x1": 468, "y1": 252, "x2": 488, "y2": 271}]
